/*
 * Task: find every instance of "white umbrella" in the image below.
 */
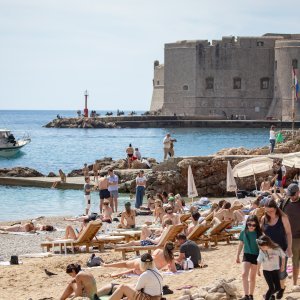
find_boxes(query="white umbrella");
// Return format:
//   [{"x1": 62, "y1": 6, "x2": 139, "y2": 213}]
[
  {"x1": 232, "y1": 157, "x2": 274, "y2": 178},
  {"x1": 232, "y1": 157, "x2": 274, "y2": 191},
  {"x1": 282, "y1": 152, "x2": 300, "y2": 168},
  {"x1": 227, "y1": 161, "x2": 237, "y2": 192},
  {"x1": 187, "y1": 165, "x2": 198, "y2": 200}
]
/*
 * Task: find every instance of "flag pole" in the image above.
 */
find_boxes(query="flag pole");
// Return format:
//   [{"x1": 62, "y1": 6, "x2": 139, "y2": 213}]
[{"x1": 292, "y1": 68, "x2": 296, "y2": 140}]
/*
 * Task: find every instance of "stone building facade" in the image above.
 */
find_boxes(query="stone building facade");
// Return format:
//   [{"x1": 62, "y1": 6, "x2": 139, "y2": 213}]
[{"x1": 150, "y1": 34, "x2": 300, "y2": 120}]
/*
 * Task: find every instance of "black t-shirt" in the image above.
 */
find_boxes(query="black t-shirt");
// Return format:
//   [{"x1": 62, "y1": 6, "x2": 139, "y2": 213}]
[
  {"x1": 180, "y1": 240, "x2": 201, "y2": 267},
  {"x1": 277, "y1": 168, "x2": 283, "y2": 181}
]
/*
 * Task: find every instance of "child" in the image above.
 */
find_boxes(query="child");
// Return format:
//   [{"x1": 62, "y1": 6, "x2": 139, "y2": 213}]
[
  {"x1": 256, "y1": 235, "x2": 286, "y2": 300},
  {"x1": 102, "y1": 199, "x2": 113, "y2": 223},
  {"x1": 236, "y1": 215, "x2": 262, "y2": 300}
]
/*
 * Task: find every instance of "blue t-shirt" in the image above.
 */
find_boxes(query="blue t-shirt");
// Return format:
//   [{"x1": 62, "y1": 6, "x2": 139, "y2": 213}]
[
  {"x1": 239, "y1": 229, "x2": 259, "y2": 255},
  {"x1": 107, "y1": 174, "x2": 119, "y2": 192}
]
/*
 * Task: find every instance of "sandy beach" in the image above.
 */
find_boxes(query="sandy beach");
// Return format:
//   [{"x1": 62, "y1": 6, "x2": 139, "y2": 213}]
[{"x1": 0, "y1": 214, "x2": 299, "y2": 300}]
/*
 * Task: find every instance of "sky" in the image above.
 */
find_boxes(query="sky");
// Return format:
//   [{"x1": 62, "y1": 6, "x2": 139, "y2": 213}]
[{"x1": 0, "y1": 0, "x2": 299, "y2": 111}]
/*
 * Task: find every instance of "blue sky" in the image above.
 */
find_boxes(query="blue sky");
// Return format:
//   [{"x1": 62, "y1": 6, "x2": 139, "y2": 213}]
[{"x1": 0, "y1": 0, "x2": 298, "y2": 110}]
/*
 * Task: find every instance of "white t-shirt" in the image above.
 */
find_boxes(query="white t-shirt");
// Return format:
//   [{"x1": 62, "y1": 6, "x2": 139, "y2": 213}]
[
  {"x1": 136, "y1": 176, "x2": 147, "y2": 185},
  {"x1": 163, "y1": 136, "x2": 171, "y2": 149},
  {"x1": 135, "y1": 268, "x2": 163, "y2": 296},
  {"x1": 281, "y1": 165, "x2": 286, "y2": 176},
  {"x1": 270, "y1": 130, "x2": 276, "y2": 140},
  {"x1": 257, "y1": 248, "x2": 285, "y2": 271}
]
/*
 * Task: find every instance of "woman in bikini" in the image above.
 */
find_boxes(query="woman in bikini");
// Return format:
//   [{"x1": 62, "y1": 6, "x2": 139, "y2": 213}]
[
  {"x1": 104, "y1": 241, "x2": 176, "y2": 277},
  {"x1": 0, "y1": 222, "x2": 54, "y2": 232}
]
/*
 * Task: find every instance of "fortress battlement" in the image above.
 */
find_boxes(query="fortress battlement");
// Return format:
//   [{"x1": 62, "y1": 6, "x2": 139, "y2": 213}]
[{"x1": 150, "y1": 33, "x2": 300, "y2": 121}]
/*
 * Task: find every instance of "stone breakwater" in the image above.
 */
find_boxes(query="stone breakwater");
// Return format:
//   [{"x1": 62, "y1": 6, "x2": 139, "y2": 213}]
[
  {"x1": 1, "y1": 133, "x2": 299, "y2": 196},
  {"x1": 44, "y1": 117, "x2": 116, "y2": 128},
  {"x1": 44, "y1": 116, "x2": 300, "y2": 129}
]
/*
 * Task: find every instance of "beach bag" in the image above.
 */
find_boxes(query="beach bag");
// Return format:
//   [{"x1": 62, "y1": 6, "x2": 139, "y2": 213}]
[
  {"x1": 87, "y1": 254, "x2": 103, "y2": 267},
  {"x1": 183, "y1": 257, "x2": 194, "y2": 270}
]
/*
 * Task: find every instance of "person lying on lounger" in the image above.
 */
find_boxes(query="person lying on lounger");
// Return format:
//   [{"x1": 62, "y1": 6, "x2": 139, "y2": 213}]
[
  {"x1": 0, "y1": 222, "x2": 55, "y2": 232},
  {"x1": 115, "y1": 219, "x2": 173, "y2": 248},
  {"x1": 103, "y1": 241, "x2": 176, "y2": 276}
]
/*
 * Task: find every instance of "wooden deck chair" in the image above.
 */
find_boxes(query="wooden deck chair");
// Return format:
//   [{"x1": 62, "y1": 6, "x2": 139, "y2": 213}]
[
  {"x1": 187, "y1": 223, "x2": 211, "y2": 247},
  {"x1": 180, "y1": 213, "x2": 191, "y2": 223},
  {"x1": 41, "y1": 221, "x2": 102, "y2": 253},
  {"x1": 115, "y1": 224, "x2": 185, "y2": 259},
  {"x1": 204, "y1": 211, "x2": 214, "y2": 223},
  {"x1": 205, "y1": 220, "x2": 232, "y2": 246}
]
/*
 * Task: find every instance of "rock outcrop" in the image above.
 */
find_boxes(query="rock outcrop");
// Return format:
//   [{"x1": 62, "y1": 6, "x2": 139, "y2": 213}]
[
  {"x1": 0, "y1": 167, "x2": 44, "y2": 177},
  {"x1": 44, "y1": 117, "x2": 117, "y2": 129}
]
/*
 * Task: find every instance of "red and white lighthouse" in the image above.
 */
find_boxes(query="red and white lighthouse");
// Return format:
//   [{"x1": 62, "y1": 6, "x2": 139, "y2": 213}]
[{"x1": 84, "y1": 90, "x2": 89, "y2": 117}]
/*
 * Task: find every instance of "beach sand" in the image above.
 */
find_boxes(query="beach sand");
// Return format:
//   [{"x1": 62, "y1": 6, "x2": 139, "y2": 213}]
[{"x1": 0, "y1": 212, "x2": 297, "y2": 300}]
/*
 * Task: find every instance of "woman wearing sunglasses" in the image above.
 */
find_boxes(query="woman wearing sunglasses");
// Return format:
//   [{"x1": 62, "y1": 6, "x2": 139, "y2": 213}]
[{"x1": 236, "y1": 215, "x2": 262, "y2": 300}]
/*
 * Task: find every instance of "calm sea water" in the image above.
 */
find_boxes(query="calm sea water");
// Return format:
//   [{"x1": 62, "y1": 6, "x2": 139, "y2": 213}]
[{"x1": 0, "y1": 110, "x2": 270, "y2": 221}]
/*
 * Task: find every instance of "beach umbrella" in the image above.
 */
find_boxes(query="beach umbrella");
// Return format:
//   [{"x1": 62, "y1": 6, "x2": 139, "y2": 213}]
[
  {"x1": 187, "y1": 165, "x2": 198, "y2": 201},
  {"x1": 282, "y1": 152, "x2": 300, "y2": 168},
  {"x1": 232, "y1": 157, "x2": 274, "y2": 191},
  {"x1": 226, "y1": 161, "x2": 237, "y2": 193}
]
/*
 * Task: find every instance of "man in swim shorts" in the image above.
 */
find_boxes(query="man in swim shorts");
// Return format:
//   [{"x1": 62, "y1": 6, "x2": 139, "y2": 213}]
[{"x1": 98, "y1": 174, "x2": 110, "y2": 213}]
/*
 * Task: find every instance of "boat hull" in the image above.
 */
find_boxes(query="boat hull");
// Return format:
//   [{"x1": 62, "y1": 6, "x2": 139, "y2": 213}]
[{"x1": 0, "y1": 139, "x2": 31, "y2": 158}]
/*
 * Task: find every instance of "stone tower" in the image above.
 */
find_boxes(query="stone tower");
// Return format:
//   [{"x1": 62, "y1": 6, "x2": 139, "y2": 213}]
[
  {"x1": 272, "y1": 39, "x2": 300, "y2": 121},
  {"x1": 150, "y1": 61, "x2": 164, "y2": 111}
]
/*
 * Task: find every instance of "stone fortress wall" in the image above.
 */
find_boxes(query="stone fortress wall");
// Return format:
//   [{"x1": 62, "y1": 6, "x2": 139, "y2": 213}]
[{"x1": 150, "y1": 34, "x2": 300, "y2": 120}]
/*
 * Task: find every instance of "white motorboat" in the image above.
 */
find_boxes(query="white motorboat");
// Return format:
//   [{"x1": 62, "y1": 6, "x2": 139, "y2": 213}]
[{"x1": 0, "y1": 129, "x2": 31, "y2": 157}]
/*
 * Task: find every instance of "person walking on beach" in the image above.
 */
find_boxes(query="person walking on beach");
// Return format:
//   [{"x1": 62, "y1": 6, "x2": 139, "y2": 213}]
[
  {"x1": 261, "y1": 199, "x2": 292, "y2": 298},
  {"x1": 280, "y1": 183, "x2": 300, "y2": 289},
  {"x1": 92, "y1": 161, "x2": 98, "y2": 183},
  {"x1": 269, "y1": 125, "x2": 276, "y2": 153},
  {"x1": 236, "y1": 215, "x2": 262, "y2": 300},
  {"x1": 84, "y1": 176, "x2": 91, "y2": 215},
  {"x1": 60, "y1": 263, "x2": 99, "y2": 300},
  {"x1": 83, "y1": 163, "x2": 89, "y2": 177},
  {"x1": 126, "y1": 143, "x2": 134, "y2": 168},
  {"x1": 98, "y1": 174, "x2": 110, "y2": 214},
  {"x1": 135, "y1": 170, "x2": 147, "y2": 208},
  {"x1": 107, "y1": 168, "x2": 119, "y2": 212},
  {"x1": 257, "y1": 235, "x2": 286, "y2": 300}
]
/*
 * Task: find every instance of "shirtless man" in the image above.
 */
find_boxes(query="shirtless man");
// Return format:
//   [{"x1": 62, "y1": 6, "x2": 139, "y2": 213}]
[
  {"x1": 162, "y1": 205, "x2": 180, "y2": 226},
  {"x1": 119, "y1": 202, "x2": 136, "y2": 228},
  {"x1": 92, "y1": 161, "x2": 99, "y2": 182},
  {"x1": 98, "y1": 174, "x2": 110, "y2": 213},
  {"x1": 103, "y1": 241, "x2": 176, "y2": 277},
  {"x1": 60, "y1": 263, "x2": 99, "y2": 300},
  {"x1": 82, "y1": 163, "x2": 89, "y2": 177},
  {"x1": 126, "y1": 143, "x2": 134, "y2": 168}
]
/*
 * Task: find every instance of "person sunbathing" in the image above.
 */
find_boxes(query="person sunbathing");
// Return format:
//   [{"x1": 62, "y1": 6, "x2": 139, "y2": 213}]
[
  {"x1": 118, "y1": 202, "x2": 136, "y2": 229},
  {"x1": 0, "y1": 222, "x2": 55, "y2": 232},
  {"x1": 103, "y1": 241, "x2": 176, "y2": 277},
  {"x1": 115, "y1": 219, "x2": 173, "y2": 248},
  {"x1": 108, "y1": 253, "x2": 163, "y2": 300},
  {"x1": 153, "y1": 199, "x2": 165, "y2": 224},
  {"x1": 60, "y1": 263, "x2": 99, "y2": 300},
  {"x1": 162, "y1": 205, "x2": 180, "y2": 226},
  {"x1": 51, "y1": 169, "x2": 66, "y2": 189},
  {"x1": 102, "y1": 199, "x2": 113, "y2": 223}
]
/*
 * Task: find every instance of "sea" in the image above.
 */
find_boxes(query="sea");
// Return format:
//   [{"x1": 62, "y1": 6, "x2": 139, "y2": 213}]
[{"x1": 0, "y1": 110, "x2": 270, "y2": 221}]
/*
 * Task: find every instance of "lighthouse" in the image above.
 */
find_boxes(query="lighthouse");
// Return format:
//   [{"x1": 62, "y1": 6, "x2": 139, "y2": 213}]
[{"x1": 84, "y1": 90, "x2": 89, "y2": 118}]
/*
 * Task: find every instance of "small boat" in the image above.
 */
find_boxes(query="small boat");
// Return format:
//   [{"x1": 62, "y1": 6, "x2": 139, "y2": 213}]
[{"x1": 0, "y1": 129, "x2": 31, "y2": 157}]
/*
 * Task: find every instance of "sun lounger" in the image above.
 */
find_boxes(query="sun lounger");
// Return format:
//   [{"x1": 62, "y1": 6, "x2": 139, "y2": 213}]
[
  {"x1": 180, "y1": 213, "x2": 191, "y2": 223},
  {"x1": 115, "y1": 224, "x2": 185, "y2": 259},
  {"x1": 187, "y1": 224, "x2": 211, "y2": 247},
  {"x1": 41, "y1": 221, "x2": 102, "y2": 253},
  {"x1": 205, "y1": 220, "x2": 232, "y2": 246}
]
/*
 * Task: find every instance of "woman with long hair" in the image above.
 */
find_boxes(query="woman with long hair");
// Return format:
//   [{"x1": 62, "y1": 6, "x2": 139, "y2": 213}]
[
  {"x1": 236, "y1": 215, "x2": 262, "y2": 300},
  {"x1": 109, "y1": 253, "x2": 163, "y2": 300},
  {"x1": 104, "y1": 241, "x2": 176, "y2": 277},
  {"x1": 261, "y1": 198, "x2": 292, "y2": 299},
  {"x1": 257, "y1": 235, "x2": 286, "y2": 300}
]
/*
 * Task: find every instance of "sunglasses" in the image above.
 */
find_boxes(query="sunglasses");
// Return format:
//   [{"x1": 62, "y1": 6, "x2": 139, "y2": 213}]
[{"x1": 247, "y1": 223, "x2": 256, "y2": 227}]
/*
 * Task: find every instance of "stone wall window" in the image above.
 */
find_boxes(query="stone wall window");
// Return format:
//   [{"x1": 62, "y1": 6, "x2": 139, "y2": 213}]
[
  {"x1": 182, "y1": 85, "x2": 189, "y2": 91},
  {"x1": 275, "y1": 60, "x2": 277, "y2": 70},
  {"x1": 260, "y1": 77, "x2": 269, "y2": 89},
  {"x1": 257, "y1": 41, "x2": 264, "y2": 47},
  {"x1": 233, "y1": 77, "x2": 241, "y2": 89},
  {"x1": 292, "y1": 59, "x2": 298, "y2": 69},
  {"x1": 206, "y1": 77, "x2": 214, "y2": 89},
  {"x1": 157, "y1": 80, "x2": 160, "y2": 85}
]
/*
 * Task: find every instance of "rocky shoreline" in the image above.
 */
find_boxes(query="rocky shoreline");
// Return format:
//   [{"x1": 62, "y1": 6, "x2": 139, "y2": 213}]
[{"x1": 1, "y1": 130, "x2": 300, "y2": 196}]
